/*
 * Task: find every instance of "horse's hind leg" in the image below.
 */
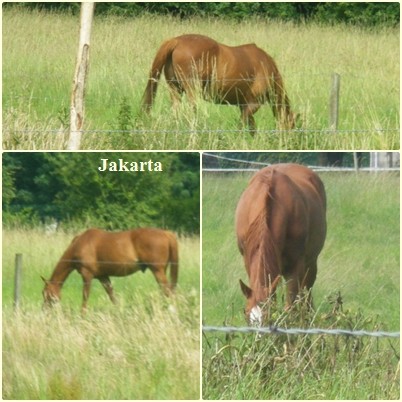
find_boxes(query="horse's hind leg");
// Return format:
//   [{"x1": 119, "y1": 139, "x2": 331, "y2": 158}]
[
  {"x1": 151, "y1": 265, "x2": 171, "y2": 296},
  {"x1": 99, "y1": 276, "x2": 117, "y2": 304},
  {"x1": 302, "y1": 261, "x2": 318, "y2": 309},
  {"x1": 168, "y1": 84, "x2": 183, "y2": 111},
  {"x1": 286, "y1": 261, "x2": 317, "y2": 310}
]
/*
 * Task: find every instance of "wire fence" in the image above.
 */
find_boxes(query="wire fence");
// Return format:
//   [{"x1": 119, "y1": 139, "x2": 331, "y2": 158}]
[
  {"x1": 202, "y1": 325, "x2": 400, "y2": 338},
  {"x1": 10, "y1": 252, "x2": 181, "y2": 307},
  {"x1": 3, "y1": 128, "x2": 400, "y2": 136},
  {"x1": 9, "y1": 253, "x2": 399, "y2": 340},
  {"x1": 202, "y1": 151, "x2": 401, "y2": 172}
]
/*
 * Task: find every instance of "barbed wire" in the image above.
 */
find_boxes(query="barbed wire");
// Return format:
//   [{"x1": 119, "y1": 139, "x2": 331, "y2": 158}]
[{"x1": 202, "y1": 325, "x2": 400, "y2": 338}]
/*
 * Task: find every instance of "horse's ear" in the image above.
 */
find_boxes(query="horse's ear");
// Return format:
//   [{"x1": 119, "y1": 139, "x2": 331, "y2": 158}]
[{"x1": 239, "y1": 279, "x2": 252, "y2": 299}]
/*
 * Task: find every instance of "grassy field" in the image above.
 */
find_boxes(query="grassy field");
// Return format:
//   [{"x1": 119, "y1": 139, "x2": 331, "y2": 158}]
[
  {"x1": 2, "y1": 228, "x2": 200, "y2": 399},
  {"x1": 3, "y1": 8, "x2": 400, "y2": 150},
  {"x1": 202, "y1": 168, "x2": 400, "y2": 399}
]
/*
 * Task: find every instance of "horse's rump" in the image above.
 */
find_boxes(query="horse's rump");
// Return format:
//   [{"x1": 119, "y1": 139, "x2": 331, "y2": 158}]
[{"x1": 236, "y1": 164, "x2": 327, "y2": 316}]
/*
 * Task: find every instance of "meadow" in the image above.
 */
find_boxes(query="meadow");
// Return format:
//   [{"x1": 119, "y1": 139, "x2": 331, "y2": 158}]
[
  {"x1": 2, "y1": 228, "x2": 200, "y2": 399},
  {"x1": 3, "y1": 8, "x2": 400, "y2": 150},
  {"x1": 202, "y1": 168, "x2": 400, "y2": 399}
]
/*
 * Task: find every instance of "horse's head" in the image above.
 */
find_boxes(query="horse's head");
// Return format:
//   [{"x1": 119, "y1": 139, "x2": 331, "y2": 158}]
[
  {"x1": 280, "y1": 111, "x2": 300, "y2": 130},
  {"x1": 239, "y1": 276, "x2": 281, "y2": 326},
  {"x1": 41, "y1": 276, "x2": 61, "y2": 307}
]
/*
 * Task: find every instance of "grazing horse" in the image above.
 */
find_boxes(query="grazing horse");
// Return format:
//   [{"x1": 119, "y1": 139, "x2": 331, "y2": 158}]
[
  {"x1": 141, "y1": 34, "x2": 296, "y2": 131},
  {"x1": 41, "y1": 228, "x2": 178, "y2": 311},
  {"x1": 235, "y1": 164, "x2": 326, "y2": 325}
]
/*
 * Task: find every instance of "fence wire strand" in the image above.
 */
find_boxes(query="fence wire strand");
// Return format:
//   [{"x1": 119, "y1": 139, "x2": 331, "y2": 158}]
[
  {"x1": 2, "y1": 128, "x2": 400, "y2": 135},
  {"x1": 202, "y1": 325, "x2": 400, "y2": 338}
]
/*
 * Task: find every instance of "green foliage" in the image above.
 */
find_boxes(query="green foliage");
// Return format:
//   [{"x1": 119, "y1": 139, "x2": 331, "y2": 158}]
[
  {"x1": 314, "y1": 2, "x2": 400, "y2": 26},
  {"x1": 6, "y1": 2, "x2": 399, "y2": 26},
  {"x1": 2, "y1": 152, "x2": 200, "y2": 234},
  {"x1": 117, "y1": 96, "x2": 135, "y2": 131},
  {"x1": 2, "y1": 154, "x2": 17, "y2": 210}
]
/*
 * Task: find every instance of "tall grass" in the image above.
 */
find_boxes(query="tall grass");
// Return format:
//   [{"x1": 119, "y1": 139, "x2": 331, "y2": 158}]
[
  {"x1": 203, "y1": 300, "x2": 400, "y2": 399},
  {"x1": 3, "y1": 9, "x2": 399, "y2": 150},
  {"x1": 2, "y1": 228, "x2": 200, "y2": 399},
  {"x1": 202, "y1": 169, "x2": 399, "y2": 399}
]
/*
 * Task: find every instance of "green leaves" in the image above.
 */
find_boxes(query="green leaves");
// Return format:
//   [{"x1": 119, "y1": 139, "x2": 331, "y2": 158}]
[{"x1": 2, "y1": 152, "x2": 200, "y2": 234}]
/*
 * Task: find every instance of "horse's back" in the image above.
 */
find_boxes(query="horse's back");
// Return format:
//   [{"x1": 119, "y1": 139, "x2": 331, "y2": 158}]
[
  {"x1": 69, "y1": 229, "x2": 136, "y2": 262},
  {"x1": 68, "y1": 228, "x2": 176, "y2": 271},
  {"x1": 169, "y1": 35, "x2": 274, "y2": 78},
  {"x1": 174, "y1": 34, "x2": 219, "y2": 49},
  {"x1": 171, "y1": 34, "x2": 220, "y2": 60}
]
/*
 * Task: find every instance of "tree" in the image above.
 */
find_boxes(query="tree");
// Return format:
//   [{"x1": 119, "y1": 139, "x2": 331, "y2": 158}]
[{"x1": 2, "y1": 153, "x2": 200, "y2": 234}]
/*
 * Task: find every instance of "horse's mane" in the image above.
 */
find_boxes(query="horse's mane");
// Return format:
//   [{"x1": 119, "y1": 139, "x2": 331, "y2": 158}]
[{"x1": 243, "y1": 169, "x2": 281, "y2": 294}]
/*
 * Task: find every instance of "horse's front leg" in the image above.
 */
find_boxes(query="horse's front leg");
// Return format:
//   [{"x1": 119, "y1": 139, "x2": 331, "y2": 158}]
[
  {"x1": 239, "y1": 104, "x2": 259, "y2": 135},
  {"x1": 80, "y1": 269, "x2": 93, "y2": 312},
  {"x1": 99, "y1": 276, "x2": 117, "y2": 304}
]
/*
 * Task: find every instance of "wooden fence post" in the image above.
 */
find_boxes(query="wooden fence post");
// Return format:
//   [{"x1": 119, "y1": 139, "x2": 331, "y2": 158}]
[
  {"x1": 14, "y1": 253, "x2": 22, "y2": 309},
  {"x1": 353, "y1": 152, "x2": 360, "y2": 172},
  {"x1": 67, "y1": 2, "x2": 95, "y2": 150},
  {"x1": 329, "y1": 73, "x2": 341, "y2": 131}
]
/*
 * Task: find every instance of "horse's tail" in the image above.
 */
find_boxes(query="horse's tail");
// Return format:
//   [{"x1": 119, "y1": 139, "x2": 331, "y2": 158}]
[
  {"x1": 141, "y1": 38, "x2": 178, "y2": 112},
  {"x1": 264, "y1": 57, "x2": 296, "y2": 129},
  {"x1": 166, "y1": 231, "x2": 179, "y2": 290},
  {"x1": 245, "y1": 169, "x2": 281, "y2": 296}
]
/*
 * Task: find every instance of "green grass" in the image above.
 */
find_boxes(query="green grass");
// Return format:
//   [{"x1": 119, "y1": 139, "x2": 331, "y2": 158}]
[
  {"x1": 202, "y1": 169, "x2": 400, "y2": 399},
  {"x1": 2, "y1": 228, "x2": 200, "y2": 399},
  {"x1": 3, "y1": 9, "x2": 399, "y2": 150}
]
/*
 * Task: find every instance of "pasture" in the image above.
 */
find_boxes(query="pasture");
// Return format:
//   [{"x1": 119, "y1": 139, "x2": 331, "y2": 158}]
[
  {"x1": 202, "y1": 169, "x2": 400, "y2": 399},
  {"x1": 3, "y1": 8, "x2": 400, "y2": 150},
  {"x1": 2, "y1": 228, "x2": 200, "y2": 399}
]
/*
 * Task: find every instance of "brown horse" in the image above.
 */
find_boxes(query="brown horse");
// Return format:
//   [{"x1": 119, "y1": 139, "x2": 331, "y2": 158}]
[
  {"x1": 235, "y1": 164, "x2": 326, "y2": 325},
  {"x1": 41, "y1": 228, "x2": 178, "y2": 311},
  {"x1": 141, "y1": 34, "x2": 296, "y2": 131}
]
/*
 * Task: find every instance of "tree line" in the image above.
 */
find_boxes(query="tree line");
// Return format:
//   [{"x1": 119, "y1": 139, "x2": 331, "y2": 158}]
[
  {"x1": 4, "y1": 2, "x2": 399, "y2": 27},
  {"x1": 2, "y1": 153, "x2": 200, "y2": 234}
]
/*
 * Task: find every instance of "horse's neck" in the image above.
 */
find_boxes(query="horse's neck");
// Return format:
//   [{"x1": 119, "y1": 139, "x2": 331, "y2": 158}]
[{"x1": 50, "y1": 259, "x2": 73, "y2": 286}]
